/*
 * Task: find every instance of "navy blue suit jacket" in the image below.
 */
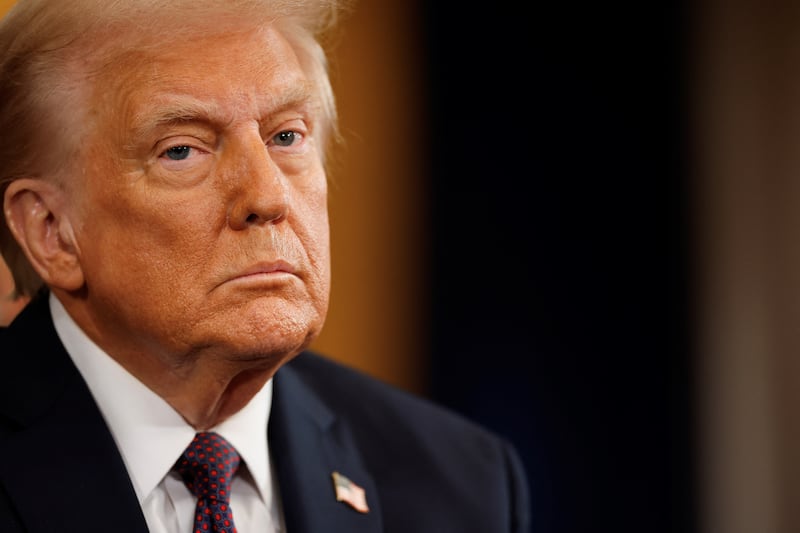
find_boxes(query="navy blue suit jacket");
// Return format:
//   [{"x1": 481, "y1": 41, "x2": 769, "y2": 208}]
[{"x1": 0, "y1": 295, "x2": 531, "y2": 532}]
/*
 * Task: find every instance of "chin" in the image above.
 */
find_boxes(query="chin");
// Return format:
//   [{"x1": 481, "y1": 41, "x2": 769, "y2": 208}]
[
  {"x1": 192, "y1": 295, "x2": 325, "y2": 357},
  {"x1": 230, "y1": 313, "x2": 323, "y2": 355}
]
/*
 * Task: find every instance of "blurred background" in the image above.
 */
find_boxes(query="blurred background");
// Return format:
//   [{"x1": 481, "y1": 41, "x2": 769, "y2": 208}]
[
  {"x1": 7, "y1": 0, "x2": 800, "y2": 532},
  {"x1": 320, "y1": 2, "x2": 692, "y2": 532}
]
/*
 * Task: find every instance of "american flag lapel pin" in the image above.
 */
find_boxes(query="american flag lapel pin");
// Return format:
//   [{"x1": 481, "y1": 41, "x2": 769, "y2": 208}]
[{"x1": 331, "y1": 471, "x2": 370, "y2": 513}]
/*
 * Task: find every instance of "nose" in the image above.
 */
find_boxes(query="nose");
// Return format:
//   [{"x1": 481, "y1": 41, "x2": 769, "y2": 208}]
[{"x1": 226, "y1": 130, "x2": 289, "y2": 230}]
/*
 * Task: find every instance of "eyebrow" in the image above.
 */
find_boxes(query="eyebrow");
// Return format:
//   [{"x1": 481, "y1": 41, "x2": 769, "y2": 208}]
[{"x1": 129, "y1": 81, "x2": 318, "y2": 140}]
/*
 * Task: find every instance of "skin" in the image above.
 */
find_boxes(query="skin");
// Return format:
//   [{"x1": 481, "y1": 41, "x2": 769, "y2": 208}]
[{"x1": 7, "y1": 22, "x2": 331, "y2": 429}]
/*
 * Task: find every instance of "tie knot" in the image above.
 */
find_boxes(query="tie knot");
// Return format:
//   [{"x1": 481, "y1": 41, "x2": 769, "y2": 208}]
[{"x1": 175, "y1": 432, "x2": 241, "y2": 503}]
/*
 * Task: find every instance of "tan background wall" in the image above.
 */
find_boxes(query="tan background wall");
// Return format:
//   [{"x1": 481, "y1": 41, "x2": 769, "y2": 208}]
[
  {"x1": 312, "y1": 0, "x2": 427, "y2": 395},
  {"x1": 0, "y1": 0, "x2": 427, "y2": 395}
]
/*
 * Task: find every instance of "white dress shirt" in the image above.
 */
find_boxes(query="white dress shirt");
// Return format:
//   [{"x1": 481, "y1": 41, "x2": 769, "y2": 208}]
[{"x1": 49, "y1": 293, "x2": 285, "y2": 532}]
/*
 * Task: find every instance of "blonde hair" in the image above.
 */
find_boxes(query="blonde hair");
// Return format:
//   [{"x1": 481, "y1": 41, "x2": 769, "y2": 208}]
[{"x1": 0, "y1": 0, "x2": 351, "y2": 297}]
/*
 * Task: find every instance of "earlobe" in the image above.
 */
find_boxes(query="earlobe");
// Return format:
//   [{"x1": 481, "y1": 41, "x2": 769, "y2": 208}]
[{"x1": 3, "y1": 179, "x2": 85, "y2": 291}]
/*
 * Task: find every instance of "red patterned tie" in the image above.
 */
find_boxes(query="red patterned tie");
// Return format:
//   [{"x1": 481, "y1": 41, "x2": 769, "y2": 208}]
[{"x1": 175, "y1": 432, "x2": 241, "y2": 533}]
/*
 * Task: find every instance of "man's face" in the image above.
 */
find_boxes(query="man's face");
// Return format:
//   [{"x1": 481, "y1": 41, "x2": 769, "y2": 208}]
[{"x1": 63, "y1": 24, "x2": 331, "y2": 366}]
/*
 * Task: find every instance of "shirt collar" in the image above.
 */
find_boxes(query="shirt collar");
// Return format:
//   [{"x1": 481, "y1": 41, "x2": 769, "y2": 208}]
[{"x1": 48, "y1": 293, "x2": 273, "y2": 505}]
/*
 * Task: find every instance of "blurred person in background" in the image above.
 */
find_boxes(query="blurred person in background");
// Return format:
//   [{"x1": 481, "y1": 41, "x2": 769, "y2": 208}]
[{"x1": 0, "y1": 256, "x2": 27, "y2": 325}]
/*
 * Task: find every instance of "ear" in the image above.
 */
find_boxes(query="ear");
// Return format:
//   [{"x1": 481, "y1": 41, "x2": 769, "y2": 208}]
[{"x1": 3, "y1": 178, "x2": 85, "y2": 291}]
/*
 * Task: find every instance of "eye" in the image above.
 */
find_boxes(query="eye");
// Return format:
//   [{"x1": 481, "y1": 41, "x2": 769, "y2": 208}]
[
  {"x1": 272, "y1": 130, "x2": 300, "y2": 147},
  {"x1": 154, "y1": 141, "x2": 211, "y2": 175},
  {"x1": 163, "y1": 145, "x2": 192, "y2": 160}
]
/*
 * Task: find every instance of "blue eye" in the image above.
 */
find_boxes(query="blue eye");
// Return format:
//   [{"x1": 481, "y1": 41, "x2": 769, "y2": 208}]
[
  {"x1": 164, "y1": 146, "x2": 192, "y2": 160},
  {"x1": 273, "y1": 131, "x2": 296, "y2": 147}
]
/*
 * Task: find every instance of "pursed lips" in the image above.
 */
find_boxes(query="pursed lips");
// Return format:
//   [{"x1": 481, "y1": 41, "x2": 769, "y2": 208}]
[{"x1": 215, "y1": 259, "x2": 298, "y2": 289}]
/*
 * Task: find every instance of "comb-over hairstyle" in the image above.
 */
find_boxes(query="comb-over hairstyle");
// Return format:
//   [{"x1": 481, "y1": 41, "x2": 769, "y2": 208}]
[{"x1": 0, "y1": 0, "x2": 350, "y2": 297}]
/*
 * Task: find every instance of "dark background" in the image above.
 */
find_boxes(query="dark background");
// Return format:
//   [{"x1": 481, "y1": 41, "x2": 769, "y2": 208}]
[{"x1": 422, "y1": 3, "x2": 695, "y2": 532}]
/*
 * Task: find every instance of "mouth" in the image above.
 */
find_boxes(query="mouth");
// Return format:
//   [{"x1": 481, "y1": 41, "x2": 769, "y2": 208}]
[
  {"x1": 216, "y1": 260, "x2": 299, "y2": 290},
  {"x1": 236, "y1": 260, "x2": 296, "y2": 278}
]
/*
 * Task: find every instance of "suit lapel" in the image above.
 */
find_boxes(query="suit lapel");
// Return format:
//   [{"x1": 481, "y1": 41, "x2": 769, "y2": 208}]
[
  {"x1": 270, "y1": 360, "x2": 383, "y2": 533},
  {"x1": 0, "y1": 296, "x2": 149, "y2": 533}
]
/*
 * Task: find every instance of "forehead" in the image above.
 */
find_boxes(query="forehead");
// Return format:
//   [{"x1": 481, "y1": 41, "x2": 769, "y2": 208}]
[{"x1": 87, "y1": 23, "x2": 315, "y2": 135}]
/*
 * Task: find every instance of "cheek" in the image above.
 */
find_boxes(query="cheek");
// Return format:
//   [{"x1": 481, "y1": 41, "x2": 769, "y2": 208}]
[
  {"x1": 76, "y1": 185, "x2": 220, "y2": 298},
  {"x1": 289, "y1": 179, "x2": 331, "y2": 309},
  {"x1": 308, "y1": 223, "x2": 331, "y2": 310}
]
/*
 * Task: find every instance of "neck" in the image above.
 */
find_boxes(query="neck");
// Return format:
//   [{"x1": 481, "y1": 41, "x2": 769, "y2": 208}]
[
  {"x1": 106, "y1": 341, "x2": 279, "y2": 429},
  {"x1": 54, "y1": 289, "x2": 289, "y2": 429},
  {"x1": 157, "y1": 362, "x2": 275, "y2": 429}
]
